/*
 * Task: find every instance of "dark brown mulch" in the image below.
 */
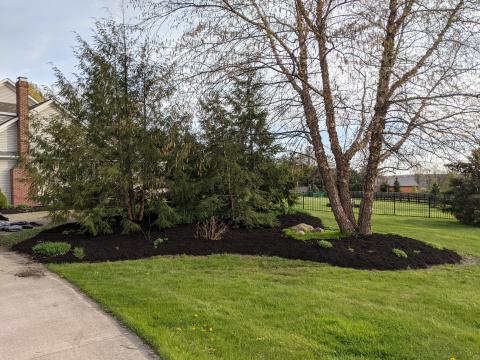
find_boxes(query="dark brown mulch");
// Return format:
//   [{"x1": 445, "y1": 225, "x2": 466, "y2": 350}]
[
  {"x1": 277, "y1": 213, "x2": 323, "y2": 228},
  {"x1": 1, "y1": 206, "x2": 46, "y2": 215},
  {"x1": 12, "y1": 214, "x2": 461, "y2": 270}
]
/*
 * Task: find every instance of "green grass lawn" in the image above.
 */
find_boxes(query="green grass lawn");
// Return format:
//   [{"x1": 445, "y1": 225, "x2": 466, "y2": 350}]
[
  {"x1": 51, "y1": 256, "x2": 480, "y2": 360},
  {"x1": 41, "y1": 212, "x2": 480, "y2": 360},
  {"x1": 0, "y1": 227, "x2": 45, "y2": 249},
  {"x1": 315, "y1": 211, "x2": 480, "y2": 257}
]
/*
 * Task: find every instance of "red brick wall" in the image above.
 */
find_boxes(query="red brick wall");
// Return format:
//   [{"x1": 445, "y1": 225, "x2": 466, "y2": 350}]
[
  {"x1": 16, "y1": 77, "x2": 29, "y2": 155},
  {"x1": 10, "y1": 167, "x2": 36, "y2": 206},
  {"x1": 387, "y1": 186, "x2": 418, "y2": 193},
  {"x1": 11, "y1": 77, "x2": 36, "y2": 206}
]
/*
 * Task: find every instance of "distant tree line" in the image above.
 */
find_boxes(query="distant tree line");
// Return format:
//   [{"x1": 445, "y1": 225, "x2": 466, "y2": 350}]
[{"x1": 447, "y1": 149, "x2": 480, "y2": 226}]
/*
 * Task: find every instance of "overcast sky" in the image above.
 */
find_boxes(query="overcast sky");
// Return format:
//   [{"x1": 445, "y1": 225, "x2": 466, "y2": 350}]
[{"x1": 0, "y1": 0, "x2": 124, "y2": 87}]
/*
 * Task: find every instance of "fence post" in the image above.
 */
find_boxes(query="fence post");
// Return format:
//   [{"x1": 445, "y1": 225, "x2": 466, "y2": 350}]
[
  {"x1": 302, "y1": 193, "x2": 305, "y2": 209},
  {"x1": 428, "y1": 196, "x2": 431, "y2": 218},
  {"x1": 393, "y1": 193, "x2": 396, "y2": 215}
]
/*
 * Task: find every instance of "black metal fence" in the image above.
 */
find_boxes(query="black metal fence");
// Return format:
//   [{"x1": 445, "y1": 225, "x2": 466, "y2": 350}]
[{"x1": 296, "y1": 191, "x2": 454, "y2": 219}]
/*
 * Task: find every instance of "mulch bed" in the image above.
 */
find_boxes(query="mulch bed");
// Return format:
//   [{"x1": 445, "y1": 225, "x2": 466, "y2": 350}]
[{"x1": 12, "y1": 213, "x2": 461, "y2": 270}]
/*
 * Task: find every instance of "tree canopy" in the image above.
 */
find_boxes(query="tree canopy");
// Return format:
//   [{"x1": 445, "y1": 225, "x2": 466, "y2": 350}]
[
  {"x1": 170, "y1": 71, "x2": 296, "y2": 227},
  {"x1": 25, "y1": 19, "x2": 295, "y2": 234},
  {"x1": 134, "y1": 0, "x2": 480, "y2": 234},
  {"x1": 26, "y1": 18, "x2": 190, "y2": 234}
]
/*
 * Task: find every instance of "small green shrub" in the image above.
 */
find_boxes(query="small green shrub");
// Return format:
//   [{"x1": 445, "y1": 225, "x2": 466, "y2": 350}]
[
  {"x1": 73, "y1": 247, "x2": 85, "y2": 259},
  {"x1": 32, "y1": 242, "x2": 71, "y2": 257},
  {"x1": 153, "y1": 237, "x2": 168, "y2": 249},
  {"x1": 392, "y1": 248, "x2": 408, "y2": 258},
  {"x1": 380, "y1": 181, "x2": 388, "y2": 192},
  {"x1": 236, "y1": 210, "x2": 279, "y2": 229},
  {"x1": 121, "y1": 219, "x2": 142, "y2": 234},
  {"x1": 195, "y1": 195, "x2": 224, "y2": 222},
  {"x1": 151, "y1": 200, "x2": 182, "y2": 229},
  {"x1": 78, "y1": 207, "x2": 120, "y2": 236},
  {"x1": 0, "y1": 189, "x2": 8, "y2": 210},
  {"x1": 317, "y1": 240, "x2": 333, "y2": 249}
]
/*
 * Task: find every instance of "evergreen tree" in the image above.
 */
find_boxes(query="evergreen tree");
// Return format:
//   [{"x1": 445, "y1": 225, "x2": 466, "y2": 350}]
[
  {"x1": 447, "y1": 148, "x2": 480, "y2": 226},
  {"x1": 26, "y1": 18, "x2": 188, "y2": 234},
  {"x1": 394, "y1": 178, "x2": 401, "y2": 193},
  {"x1": 227, "y1": 74, "x2": 279, "y2": 170},
  {"x1": 430, "y1": 182, "x2": 440, "y2": 196},
  {"x1": 349, "y1": 169, "x2": 365, "y2": 192},
  {"x1": 188, "y1": 71, "x2": 294, "y2": 227},
  {"x1": 380, "y1": 182, "x2": 389, "y2": 193},
  {"x1": 0, "y1": 188, "x2": 8, "y2": 210}
]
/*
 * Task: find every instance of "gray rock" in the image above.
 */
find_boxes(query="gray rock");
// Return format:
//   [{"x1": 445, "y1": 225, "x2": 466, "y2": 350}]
[{"x1": 290, "y1": 223, "x2": 314, "y2": 233}]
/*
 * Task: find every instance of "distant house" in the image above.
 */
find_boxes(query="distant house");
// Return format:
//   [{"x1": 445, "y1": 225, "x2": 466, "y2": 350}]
[
  {"x1": 377, "y1": 175, "x2": 419, "y2": 193},
  {"x1": 0, "y1": 77, "x2": 60, "y2": 206}
]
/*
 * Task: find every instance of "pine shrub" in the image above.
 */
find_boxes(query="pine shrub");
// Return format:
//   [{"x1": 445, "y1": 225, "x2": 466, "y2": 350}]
[{"x1": 0, "y1": 189, "x2": 8, "y2": 210}]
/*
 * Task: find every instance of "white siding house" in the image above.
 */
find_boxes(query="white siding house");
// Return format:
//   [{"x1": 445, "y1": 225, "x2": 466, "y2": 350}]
[{"x1": 0, "y1": 77, "x2": 60, "y2": 205}]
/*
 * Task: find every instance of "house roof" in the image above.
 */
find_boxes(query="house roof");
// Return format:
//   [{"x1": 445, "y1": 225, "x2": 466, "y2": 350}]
[
  {"x1": 0, "y1": 117, "x2": 17, "y2": 133},
  {"x1": 0, "y1": 78, "x2": 39, "y2": 106},
  {"x1": 385, "y1": 175, "x2": 419, "y2": 187},
  {"x1": 0, "y1": 100, "x2": 52, "y2": 115},
  {"x1": 0, "y1": 100, "x2": 57, "y2": 134},
  {"x1": 29, "y1": 100, "x2": 51, "y2": 110},
  {"x1": 0, "y1": 114, "x2": 15, "y2": 126},
  {"x1": 0, "y1": 78, "x2": 61, "y2": 137},
  {"x1": 29, "y1": 99, "x2": 54, "y2": 113}
]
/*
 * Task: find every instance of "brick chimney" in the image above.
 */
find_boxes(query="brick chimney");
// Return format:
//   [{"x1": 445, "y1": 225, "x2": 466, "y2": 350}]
[
  {"x1": 16, "y1": 76, "x2": 29, "y2": 155},
  {"x1": 10, "y1": 76, "x2": 35, "y2": 206}
]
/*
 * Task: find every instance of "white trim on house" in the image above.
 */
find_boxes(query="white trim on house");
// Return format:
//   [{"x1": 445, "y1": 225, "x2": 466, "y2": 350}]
[
  {"x1": 0, "y1": 99, "x2": 59, "y2": 134},
  {"x1": 30, "y1": 100, "x2": 54, "y2": 113},
  {"x1": 0, "y1": 78, "x2": 39, "y2": 106},
  {"x1": 0, "y1": 78, "x2": 58, "y2": 205},
  {"x1": 0, "y1": 117, "x2": 18, "y2": 133}
]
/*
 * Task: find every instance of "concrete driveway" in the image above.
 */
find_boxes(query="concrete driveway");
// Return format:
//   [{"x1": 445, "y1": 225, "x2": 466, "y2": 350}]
[
  {"x1": 0, "y1": 211, "x2": 52, "y2": 225},
  {"x1": 0, "y1": 249, "x2": 159, "y2": 360}
]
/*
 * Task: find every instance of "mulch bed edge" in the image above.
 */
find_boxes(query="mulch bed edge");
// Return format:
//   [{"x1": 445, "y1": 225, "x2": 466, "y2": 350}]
[{"x1": 12, "y1": 213, "x2": 462, "y2": 271}]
